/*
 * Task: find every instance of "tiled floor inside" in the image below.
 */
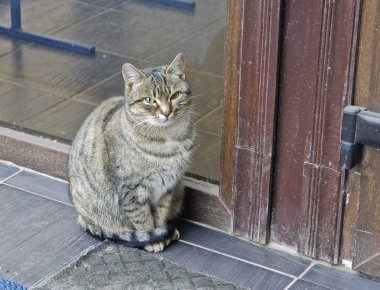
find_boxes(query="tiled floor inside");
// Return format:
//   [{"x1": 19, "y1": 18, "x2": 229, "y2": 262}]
[
  {"x1": 1, "y1": 161, "x2": 380, "y2": 289},
  {"x1": 0, "y1": 0, "x2": 225, "y2": 183}
]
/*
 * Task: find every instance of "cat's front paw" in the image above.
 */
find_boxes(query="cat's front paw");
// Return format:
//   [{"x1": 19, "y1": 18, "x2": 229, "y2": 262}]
[
  {"x1": 143, "y1": 229, "x2": 180, "y2": 252},
  {"x1": 144, "y1": 241, "x2": 166, "y2": 252}
]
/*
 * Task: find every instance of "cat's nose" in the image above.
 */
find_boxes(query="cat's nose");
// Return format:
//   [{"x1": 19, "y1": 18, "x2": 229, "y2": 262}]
[
  {"x1": 159, "y1": 103, "x2": 172, "y2": 120},
  {"x1": 162, "y1": 111, "x2": 171, "y2": 117}
]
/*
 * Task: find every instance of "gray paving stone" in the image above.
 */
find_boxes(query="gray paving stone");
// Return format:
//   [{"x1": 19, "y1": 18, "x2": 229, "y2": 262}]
[
  {"x1": 0, "y1": 162, "x2": 19, "y2": 181},
  {"x1": 0, "y1": 185, "x2": 100, "y2": 287},
  {"x1": 177, "y1": 221, "x2": 311, "y2": 277},
  {"x1": 5, "y1": 170, "x2": 70, "y2": 205},
  {"x1": 289, "y1": 279, "x2": 332, "y2": 290},
  {"x1": 303, "y1": 264, "x2": 380, "y2": 290},
  {"x1": 158, "y1": 241, "x2": 293, "y2": 289}
]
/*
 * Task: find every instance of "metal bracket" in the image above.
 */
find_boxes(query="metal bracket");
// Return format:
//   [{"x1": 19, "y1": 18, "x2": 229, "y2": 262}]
[
  {"x1": 148, "y1": 0, "x2": 195, "y2": 9},
  {"x1": 340, "y1": 105, "x2": 380, "y2": 169},
  {"x1": 0, "y1": 0, "x2": 95, "y2": 55}
]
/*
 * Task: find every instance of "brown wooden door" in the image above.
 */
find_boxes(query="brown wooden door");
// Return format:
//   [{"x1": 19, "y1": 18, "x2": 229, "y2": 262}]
[
  {"x1": 342, "y1": 0, "x2": 380, "y2": 278},
  {"x1": 221, "y1": 0, "x2": 360, "y2": 265},
  {"x1": 268, "y1": 0, "x2": 359, "y2": 264}
]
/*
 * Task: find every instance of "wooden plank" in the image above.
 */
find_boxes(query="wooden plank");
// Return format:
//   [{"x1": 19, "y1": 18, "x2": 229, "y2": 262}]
[
  {"x1": 352, "y1": 147, "x2": 380, "y2": 277},
  {"x1": 271, "y1": 0, "x2": 360, "y2": 263},
  {"x1": 182, "y1": 188, "x2": 231, "y2": 232},
  {"x1": 219, "y1": 0, "x2": 242, "y2": 209},
  {"x1": 0, "y1": 126, "x2": 70, "y2": 180},
  {"x1": 343, "y1": 1, "x2": 380, "y2": 277},
  {"x1": 220, "y1": 0, "x2": 282, "y2": 244}
]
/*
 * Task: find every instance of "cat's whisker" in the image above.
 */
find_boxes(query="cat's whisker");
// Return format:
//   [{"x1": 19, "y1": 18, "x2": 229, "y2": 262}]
[
  {"x1": 190, "y1": 94, "x2": 203, "y2": 99},
  {"x1": 190, "y1": 110, "x2": 201, "y2": 118},
  {"x1": 133, "y1": 117, "x2": 155, "y2": 128}
]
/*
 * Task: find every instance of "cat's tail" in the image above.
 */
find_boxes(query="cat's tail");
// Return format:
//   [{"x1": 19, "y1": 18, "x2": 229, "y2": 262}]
[{"x1": 83, "y1": 220, "x2": 177, "y2": 248}]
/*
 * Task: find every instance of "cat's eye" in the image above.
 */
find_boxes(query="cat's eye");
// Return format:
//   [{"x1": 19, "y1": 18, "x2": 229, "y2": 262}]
[
  {"x1": 170, "y1": 92, "x2": 181, "y2": 100},
  {"x1": 144, "y1": 97, "x2": 156, "y2": 105},
  {"x1": 171, "y1": 91, "x2": 188, "y2": 100}
]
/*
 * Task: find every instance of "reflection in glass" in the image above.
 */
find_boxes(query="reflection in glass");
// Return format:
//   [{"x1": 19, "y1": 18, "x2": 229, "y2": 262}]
[{"x1": 0, "y1": 0, "x2": 227, "y2": 183}]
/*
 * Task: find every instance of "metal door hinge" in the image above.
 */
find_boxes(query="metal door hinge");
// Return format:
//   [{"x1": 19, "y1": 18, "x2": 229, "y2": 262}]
[{"x1": 340, "y1": 106, "x2": 380, "y2": 169}]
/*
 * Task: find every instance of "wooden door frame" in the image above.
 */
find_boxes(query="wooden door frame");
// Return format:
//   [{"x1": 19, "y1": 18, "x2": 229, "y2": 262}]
[
  {"x1": 220, "y1": 0, "x2": 282, "y2": 244},
  {"x1": 221, "y1": 0, "x2": 361, "y2": 263}
]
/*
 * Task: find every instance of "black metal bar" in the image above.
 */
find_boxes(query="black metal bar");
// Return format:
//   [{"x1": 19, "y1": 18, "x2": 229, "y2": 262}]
[
  {"x1": 10, "y1": 0, "x2": 21, "y2": 29},
  {"x1": 0, "y1": 26, "x2": 95, "y2": 55},
  {"x1": 340, "y1": 105, "x2": 380, "y2": 169},
  {"x1": 355, "y1": 111, "x2": 380, "y2": 146},
  {"x1": 148, "y1": 0, "x2": 195, "y2": 9},
  {"x1": 0, "y1": 0, "x2": 95, "y2": 55},
  {"x1": 341, "y1": 106, "x2": 363, "y2": 142},
  {"x1": 340, "y1": 106, "x2": 365, "y2": 169}
]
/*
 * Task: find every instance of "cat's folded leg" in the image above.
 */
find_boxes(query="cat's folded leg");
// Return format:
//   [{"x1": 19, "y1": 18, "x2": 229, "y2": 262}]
[
  {"x1": 154, "y1": 183, "x2": 184, "y2": 227},
  {"x1": 144, "y1": 188, "x2": 183, "y2": 252},
  {"x1": 119, "y1": 186, "x2": 155, "y2": 230},
  {"x1": 123, "y1": 201, "x2": 155, "y2": 231},
  {"x1": 154, "y1": 193, "x2": 174, "y2": 228}
]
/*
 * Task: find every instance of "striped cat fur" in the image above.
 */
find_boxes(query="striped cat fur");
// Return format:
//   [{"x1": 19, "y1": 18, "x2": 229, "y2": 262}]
[{"x1": 69, "y1": 54, "x2": 195, "y2": 252}]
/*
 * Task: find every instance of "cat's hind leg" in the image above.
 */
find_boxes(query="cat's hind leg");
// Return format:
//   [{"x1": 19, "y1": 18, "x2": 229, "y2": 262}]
[{"x1": 78, "y1": 215, "x2": 107, "y2": 238}]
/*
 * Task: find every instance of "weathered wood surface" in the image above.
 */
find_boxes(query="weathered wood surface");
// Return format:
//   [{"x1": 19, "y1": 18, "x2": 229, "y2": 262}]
[
  {"x1": 220, "y1": 0, "x2": 282, "y2": 244},
  {"x1": 271, "y1": 0, "x2": 360, "y2": 263},
  {"x1": 343, "y1": 0, "x2": 380, "y2": 278}
]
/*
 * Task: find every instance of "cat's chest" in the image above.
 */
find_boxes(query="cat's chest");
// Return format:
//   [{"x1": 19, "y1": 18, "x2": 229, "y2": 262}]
[{"x1": 152, "y1": 138, "x2": 191, "y2": 157}]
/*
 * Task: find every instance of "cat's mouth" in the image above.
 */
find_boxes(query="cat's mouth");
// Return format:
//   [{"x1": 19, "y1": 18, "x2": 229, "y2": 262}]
[
  {"x1": 155, "y1": 113, "x2": 175, "y2": 126},
  {"x1": 141, "y1": 112, "x2": 180, "y2": 127},
  {"x1": 154, "y1": 116, "x2": 175, "y2": 127}
]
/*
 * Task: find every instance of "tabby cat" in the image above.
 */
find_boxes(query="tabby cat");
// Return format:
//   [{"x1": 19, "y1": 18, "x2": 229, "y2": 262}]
[{"x1": 69, "y1": 53, "x2": 195, "y2": 252}]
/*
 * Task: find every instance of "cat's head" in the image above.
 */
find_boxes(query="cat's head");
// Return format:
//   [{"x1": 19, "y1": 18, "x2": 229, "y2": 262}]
[{"x1": 122, "y1": 53, "x2": 192, "y2": 128}]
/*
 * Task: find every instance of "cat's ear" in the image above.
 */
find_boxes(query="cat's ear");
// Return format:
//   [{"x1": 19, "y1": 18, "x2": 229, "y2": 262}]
[
  {"x1": 122, "y1": 63, "x2": 146, "y2": 90},
  {"x1": 166, "y1": 53, "x2": 185, "y2": 80}
]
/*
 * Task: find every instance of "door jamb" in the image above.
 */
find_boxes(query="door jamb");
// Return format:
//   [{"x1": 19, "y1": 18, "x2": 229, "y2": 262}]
[{"x1": 220, "y1": 0, "x2": 283, "y2": 244}]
